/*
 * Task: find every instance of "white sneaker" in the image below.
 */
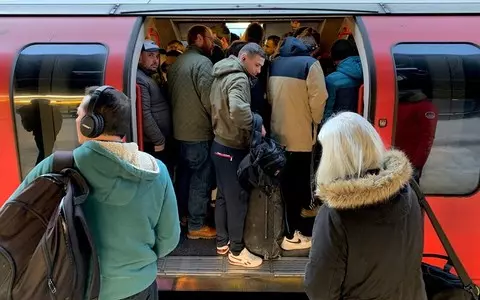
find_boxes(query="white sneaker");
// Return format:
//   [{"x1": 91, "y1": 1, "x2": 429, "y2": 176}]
[
  {"x1": 228, "y1": 248, "x2": 263, "y2": 268},
  {"x1": 281, "y1": 231, "x2": 312, "y2": 251}
]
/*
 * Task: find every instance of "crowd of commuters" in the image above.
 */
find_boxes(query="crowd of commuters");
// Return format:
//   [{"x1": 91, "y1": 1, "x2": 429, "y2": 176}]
[{"x1": 7, "y1": 19, "x2": 431, "y2": 299}]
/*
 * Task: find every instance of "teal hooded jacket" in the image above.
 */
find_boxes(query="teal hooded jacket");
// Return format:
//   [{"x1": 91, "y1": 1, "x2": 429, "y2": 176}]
[{"x1": 9, "y1": 141, "x2": 180, "y2": 299}]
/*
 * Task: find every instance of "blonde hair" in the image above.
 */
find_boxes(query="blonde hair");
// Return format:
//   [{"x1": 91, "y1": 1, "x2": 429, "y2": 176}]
[{"x1": 315, "y1": 112, "x2": 386, "y2": 185}]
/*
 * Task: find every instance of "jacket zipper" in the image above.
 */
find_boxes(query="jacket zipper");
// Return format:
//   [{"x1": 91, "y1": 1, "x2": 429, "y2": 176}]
[{"x1": 42, "y1": 234, "x2": 56, "y2": 299}]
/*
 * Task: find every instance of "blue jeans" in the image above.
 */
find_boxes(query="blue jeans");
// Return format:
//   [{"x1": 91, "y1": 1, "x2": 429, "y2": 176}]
[{"x1": 175, "y1": 141, "x2": 214, "y2": 231}]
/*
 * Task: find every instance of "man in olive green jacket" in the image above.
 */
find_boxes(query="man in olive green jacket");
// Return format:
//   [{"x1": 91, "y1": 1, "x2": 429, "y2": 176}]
[
  {"x1": 167, "y1": 25, "x2": 216, "y2": 239},
  {"x1": 210, "y1": 43, "x2": 266, "y2": 268}
]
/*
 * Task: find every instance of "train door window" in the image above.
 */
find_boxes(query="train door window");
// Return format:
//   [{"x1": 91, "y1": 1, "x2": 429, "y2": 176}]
[
  {"x1": 392, "y1": 43, "x2": 480, "y2": 195},
  {"x1": 13, "y1": 44, "x2": 107, "y2": 178}
]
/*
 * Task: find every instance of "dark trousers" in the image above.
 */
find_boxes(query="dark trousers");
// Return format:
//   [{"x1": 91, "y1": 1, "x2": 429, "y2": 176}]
[
  {"x1": 211, "y1": 141, "x2": 249, "y2": 255},
  {"x1": 121, "y1": 280, "x2": 157, "y2": 300},
  {"x1": 143, "y1": 140, "x2": 175, "y2": 179},
  {"x1": 175, "y1": 140, "x2": 215, "y2": 231},
  {"x1": 281, "y1": 151, "x2": 313, "y2": 239}
]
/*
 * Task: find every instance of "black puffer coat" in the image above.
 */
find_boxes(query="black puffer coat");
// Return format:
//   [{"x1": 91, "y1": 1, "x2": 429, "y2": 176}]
[{"x1": 305, "y1": 150, "x2": 427, "y2": 300}]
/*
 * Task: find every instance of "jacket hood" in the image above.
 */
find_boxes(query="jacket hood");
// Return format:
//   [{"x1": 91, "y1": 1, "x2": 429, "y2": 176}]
[
  {"x1": 279, "y1": 37, "x2": 311, "y2": 57},
  {"x1": 317, "y1": 150, "x2": 413, "y2": 210},
  {"x1": 212, "y1": 55, "x2": 246, "y2": 78},
  {"x1": 336, "y1": 56, "x2": 363, "y2": 81},
  {"x1": 74, "y1": 141, "x2": 161, "y2": 206}
]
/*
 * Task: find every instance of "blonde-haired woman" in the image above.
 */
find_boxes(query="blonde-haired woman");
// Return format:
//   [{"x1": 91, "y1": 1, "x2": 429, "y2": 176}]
[{"x1": 304, "y1": 112, "x2": 426, "y2": 300}]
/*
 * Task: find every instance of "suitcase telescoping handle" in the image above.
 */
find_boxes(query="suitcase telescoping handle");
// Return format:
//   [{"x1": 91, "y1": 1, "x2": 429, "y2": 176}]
[{"x1": 409, "y1": 180, "x2": 480, "y2": 299}]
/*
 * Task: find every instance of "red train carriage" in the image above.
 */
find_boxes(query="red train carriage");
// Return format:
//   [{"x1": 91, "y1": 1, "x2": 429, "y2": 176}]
[{"x1": 0, "y1": 0, "x2": 479, "y2": 292}]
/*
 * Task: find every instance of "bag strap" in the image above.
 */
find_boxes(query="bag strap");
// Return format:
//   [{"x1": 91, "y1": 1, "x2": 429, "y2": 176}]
[
  {"x1": 52, "y1": 151, "x2": 74, "y2": 173},
  {"x1": 410, "y1": 180, "x2": 479, "y2": 298},
  {"x1": 79, "y1": 213, "x2": 101, "y2": 300},
  {"x1": 53, "y1": 151, "x2": 100, "y2": 299}
]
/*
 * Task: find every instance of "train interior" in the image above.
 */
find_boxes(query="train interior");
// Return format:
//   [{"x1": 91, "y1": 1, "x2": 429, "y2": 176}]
[
  {"x1": 131, "y1": 17, "x2": 368, "y2": 276},
  {"x1": 130, "y1": 16, "x2": 369, "y2": 147}
]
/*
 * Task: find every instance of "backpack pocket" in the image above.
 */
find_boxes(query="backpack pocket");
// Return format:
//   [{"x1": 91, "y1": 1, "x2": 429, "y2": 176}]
[{"x1": 0, "y1": 246, "x2": 15, "y2": 300}]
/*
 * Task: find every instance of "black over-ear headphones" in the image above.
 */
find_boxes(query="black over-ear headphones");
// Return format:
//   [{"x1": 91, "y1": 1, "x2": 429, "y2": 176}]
[{"x1": 80, "y1": 85, "x2": 114, "y2": 138}]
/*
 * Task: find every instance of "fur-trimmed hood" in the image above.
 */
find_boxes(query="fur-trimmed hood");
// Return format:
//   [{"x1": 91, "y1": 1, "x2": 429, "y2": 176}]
[{"x1": 317, "y1": 150, "x2": 413, "y2": 210}]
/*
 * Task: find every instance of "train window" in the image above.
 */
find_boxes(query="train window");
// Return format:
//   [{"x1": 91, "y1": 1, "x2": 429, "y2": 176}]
[
  {"x1": 12, "y1": 44, "x2": 107, "y2": 178},
  {"x1": 392, "y1": 43, "x2": 480, "y2": 196}
]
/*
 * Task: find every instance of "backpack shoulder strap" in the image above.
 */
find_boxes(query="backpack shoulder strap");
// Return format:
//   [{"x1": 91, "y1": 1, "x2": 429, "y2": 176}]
[
  {"x1": 52, "y1": 151, "x2": 74, "y2": 173},
  {"x1": 410, "y1": 179, "x2": 479, "y2": 298}
]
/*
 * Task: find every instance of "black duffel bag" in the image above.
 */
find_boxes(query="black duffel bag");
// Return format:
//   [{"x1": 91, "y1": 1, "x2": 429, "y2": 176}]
[{"x1": 410, "y1": 180, "x2": 480, "y2": 300}]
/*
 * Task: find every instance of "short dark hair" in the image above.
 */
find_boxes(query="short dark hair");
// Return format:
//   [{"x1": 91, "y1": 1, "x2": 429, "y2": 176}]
[
  {"x1": 226, "y1": 40, "x2": 248, "y2": 57},
  {"x1": 211, "y1": 24, "x2": 231, "y2": 43},
  {"x1": 331, "y1": 39, "x2": 358, "y2": 61},
  {"x1": 239, "y1": 42, "x2": 266, "y2": 59},
  {"x1": 267, "y1": 35, "x2": 280, "y2": 46},
  {"x1": 187, "y1": 25, "x2": 210, "y2": 45},
  {"x1": 84, "y1": 86, "x2": 131, "y2": 137},
  {"x1": 244, "y1": 23, "x2": 264, "y2": 44},
  {"x1": 230, "y1": 33, "x2": 240, "y2": 42}
]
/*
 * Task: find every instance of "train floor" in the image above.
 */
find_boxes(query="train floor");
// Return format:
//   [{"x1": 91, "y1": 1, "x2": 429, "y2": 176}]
[{"x1": 169, "y1": 202, "x2": 314, "y2": 258}]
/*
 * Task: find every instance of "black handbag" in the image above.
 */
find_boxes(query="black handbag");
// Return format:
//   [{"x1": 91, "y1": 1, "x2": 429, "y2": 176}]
[{"x1": 410, "y1": 180, "x2": 480, "y2": 300}]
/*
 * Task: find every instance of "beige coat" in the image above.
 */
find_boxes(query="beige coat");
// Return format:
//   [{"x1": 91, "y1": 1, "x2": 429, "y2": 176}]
[{"x1": 268, "y1": 52, "x2": 328, "y2": 152}]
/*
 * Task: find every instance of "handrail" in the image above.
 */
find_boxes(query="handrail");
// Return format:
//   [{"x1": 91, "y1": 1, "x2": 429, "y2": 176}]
[{"x1": 135, "y1": 84, "x2": 144, "y2": 151}]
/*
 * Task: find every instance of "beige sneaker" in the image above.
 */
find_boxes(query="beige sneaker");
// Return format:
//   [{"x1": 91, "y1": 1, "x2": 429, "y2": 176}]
[
  {"x1": 228, "y1": 248, "x2": 263, "y2": 268},
  {"x1": 281, "y1": 231, "x2": 312, "y2": 251}
]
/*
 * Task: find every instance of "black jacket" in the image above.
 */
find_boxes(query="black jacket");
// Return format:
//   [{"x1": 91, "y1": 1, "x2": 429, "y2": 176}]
[
  {"x1": 136, "y1": 67, "x2": 172, "y2": 146},
  {"x1": 305, "y1": 150, "x2": 427, "y2": 300},
  {"x1": 237, "y1": 114, "x2": 286, "y2": 191},
  {"x1": 250, "y1": 59, "x2": 271, "y2": 134}
]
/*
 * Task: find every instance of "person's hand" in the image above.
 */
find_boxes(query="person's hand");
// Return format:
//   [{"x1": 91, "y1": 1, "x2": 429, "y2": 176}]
[
  {"x1": 261, "y1": 125, "x2": 267, "y2": 137},
  {"x1": 154, "y1": 144, "x2": 165, "y2": 152}
]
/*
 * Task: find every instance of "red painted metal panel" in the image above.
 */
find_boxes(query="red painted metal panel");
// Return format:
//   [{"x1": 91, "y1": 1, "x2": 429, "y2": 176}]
[
  {"x1": 0, "y1": 16, "x2": 138, "y2": 205},
  {"x1": 361, "y1": 15, "x2": 480, "y2": 283}
]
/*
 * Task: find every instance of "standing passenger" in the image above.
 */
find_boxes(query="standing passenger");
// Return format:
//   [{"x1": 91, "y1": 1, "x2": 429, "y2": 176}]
[
  {"x1": 9, "y1": 86, "x2": 180, "y2": 300},
  {"x1": 137, "y1": 40, "x2": 174, "y2": 177},
  {"x1": 167, "y1": 25, "x2": 216, "y2": 239},
  {"x1": 263, "y1": 35, "x2": 280, "y2": 59},
  {"x1": 323, "y1": 39, "x2": 363, "y2": 121},
  {"x1": 211, "y1": 23, "x2": 231, "y2": 50},
  {"x1": 305, "y1": 112, "x2": 426, "y2": 300},
  {"x1": 211, "y1": 43, "x2": 266, "y2": 267},
  {"x1": 242, "y1": 23, "x2": 271, "y2": 135},
  {"x1": 268, "y1": 36, "x2": 328, "y2": 251}
]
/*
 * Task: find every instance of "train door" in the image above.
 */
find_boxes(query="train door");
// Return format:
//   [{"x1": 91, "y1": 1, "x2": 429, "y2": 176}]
[
  {"x1": 360, "y1": 16, "x2": 480, "y2": 283},
  {"x1": 0, "y1": 16, "x2": 142, "y2": 204}
]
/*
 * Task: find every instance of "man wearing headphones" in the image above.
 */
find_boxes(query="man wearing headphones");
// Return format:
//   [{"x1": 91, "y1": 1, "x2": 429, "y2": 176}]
[{"x1": 9, "y1": 86, "x2": 180, "y2": 300}]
